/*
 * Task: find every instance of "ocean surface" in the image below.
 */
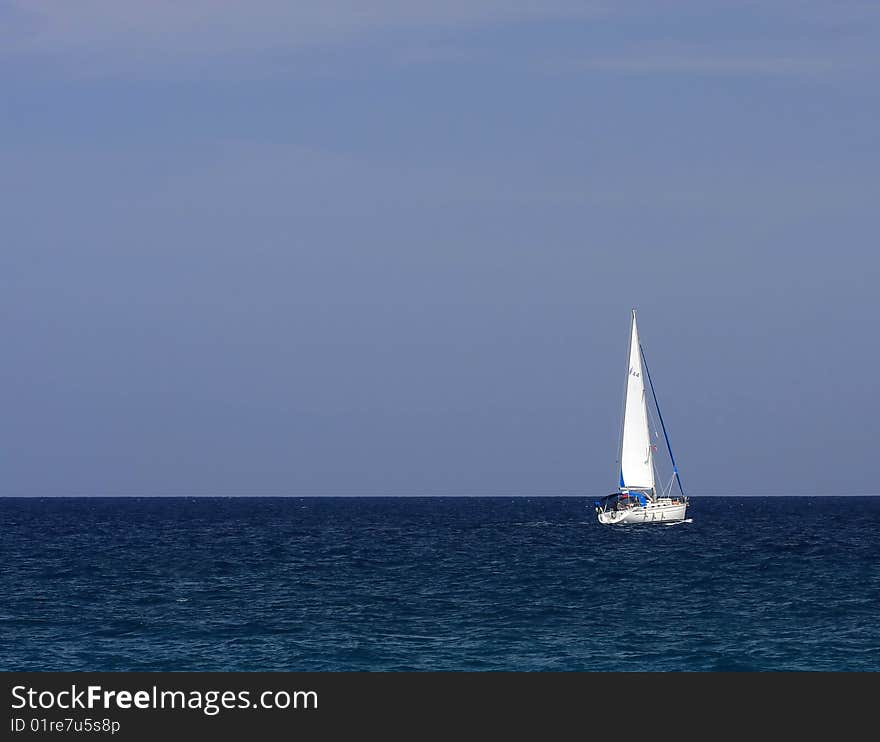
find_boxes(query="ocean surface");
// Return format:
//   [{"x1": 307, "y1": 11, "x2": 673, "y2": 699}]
[{"x1": 2, "y1": 497, "x2": 878, "y2": 671}]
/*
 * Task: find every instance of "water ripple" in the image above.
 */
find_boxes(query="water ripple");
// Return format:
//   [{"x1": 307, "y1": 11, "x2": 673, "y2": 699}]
[{"x1": 1, "y1": 496, "x2": 878, "y2": 671}]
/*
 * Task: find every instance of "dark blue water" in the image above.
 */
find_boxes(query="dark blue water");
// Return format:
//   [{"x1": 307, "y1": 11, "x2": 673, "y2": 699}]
[{"x1": 2, "y1": 497, "x2": 878, "y2": 671}]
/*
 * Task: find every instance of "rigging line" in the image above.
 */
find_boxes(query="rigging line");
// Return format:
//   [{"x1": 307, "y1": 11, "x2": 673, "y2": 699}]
[
  {"x1": 644, "y1": 385, "x2": 672, "y2": 496},
  {"x1": 639, "y1": 343, "x2": 686, "y2": 499},
  {"x1": 644, "y1": 389, "x2": 659, "y2": 497},
  {"x1": 645, "y1": 392, "x2": 661, "y2": 443}
]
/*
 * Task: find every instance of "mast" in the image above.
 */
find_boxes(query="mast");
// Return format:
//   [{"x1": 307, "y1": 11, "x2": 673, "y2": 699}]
[{"x1": 619, "y1": 309, "x2": 655, "y2": 495}]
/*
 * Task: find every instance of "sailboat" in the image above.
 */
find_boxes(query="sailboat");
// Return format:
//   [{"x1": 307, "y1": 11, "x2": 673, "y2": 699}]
[{"x1": 595, "y1": 309, "x2": 689, "y2": 524}]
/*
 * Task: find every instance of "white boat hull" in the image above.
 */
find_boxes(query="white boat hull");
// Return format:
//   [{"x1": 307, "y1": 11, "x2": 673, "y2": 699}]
[{"x1": 597, "y1": 500, "x2": 687, "y2": 525}]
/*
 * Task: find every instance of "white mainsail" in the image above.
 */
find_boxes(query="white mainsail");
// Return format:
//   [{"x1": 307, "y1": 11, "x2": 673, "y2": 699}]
[{"x1": 619, "y1": 310, "x2": 654, "y2": 492}]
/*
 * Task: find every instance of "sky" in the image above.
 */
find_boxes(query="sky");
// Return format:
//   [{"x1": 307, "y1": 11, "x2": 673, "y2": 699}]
[{"x1": 1, "y1": 1, "x2": 878, "y2": 496}]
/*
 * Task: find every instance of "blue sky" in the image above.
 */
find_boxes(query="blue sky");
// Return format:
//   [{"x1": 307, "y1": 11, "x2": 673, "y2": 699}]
[{"x1": 1, "y1": 2, "x2": 878, "y2": 495}]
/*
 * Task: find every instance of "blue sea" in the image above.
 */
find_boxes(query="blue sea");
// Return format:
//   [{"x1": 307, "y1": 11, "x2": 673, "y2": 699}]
[{"x1": 2, "y1": 497, "x2": 878, "y2": 671}]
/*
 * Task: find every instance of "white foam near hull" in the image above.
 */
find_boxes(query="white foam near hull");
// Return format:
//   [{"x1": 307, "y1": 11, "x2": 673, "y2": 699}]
[{"x1": 597, "y1": 500, "x2": 687, "y2": 525}]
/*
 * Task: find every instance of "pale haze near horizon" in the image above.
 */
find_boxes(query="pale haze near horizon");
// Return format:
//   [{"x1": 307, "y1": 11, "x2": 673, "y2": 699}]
[{"x1": 1, "y1": 2, "x2": 878, "y2": 496}]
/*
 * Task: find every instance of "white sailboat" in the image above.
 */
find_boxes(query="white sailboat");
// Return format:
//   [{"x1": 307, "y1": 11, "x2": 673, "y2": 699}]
[{"x1": 595, "y1": 309, "x2": 689, "y2": 525}]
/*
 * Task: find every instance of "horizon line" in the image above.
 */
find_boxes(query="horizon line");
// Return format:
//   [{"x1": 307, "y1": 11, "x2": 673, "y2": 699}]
[{"x1": 1, "y1": 493, "x2": 879, "y2": 499}]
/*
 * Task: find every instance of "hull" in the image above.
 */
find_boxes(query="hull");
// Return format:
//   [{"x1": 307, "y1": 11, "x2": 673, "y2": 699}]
[{"x1": 597, "y1": 501, "x2": 687, "y2": 525}]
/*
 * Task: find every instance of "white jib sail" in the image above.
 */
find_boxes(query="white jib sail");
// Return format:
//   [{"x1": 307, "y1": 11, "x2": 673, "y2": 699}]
[{"x1": 620, "y1": 311, "x2": 654, "y2": 491}]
